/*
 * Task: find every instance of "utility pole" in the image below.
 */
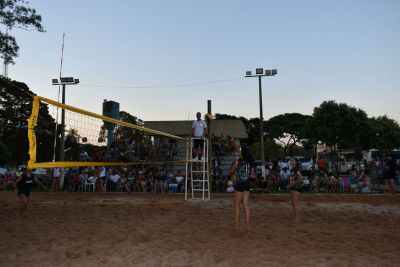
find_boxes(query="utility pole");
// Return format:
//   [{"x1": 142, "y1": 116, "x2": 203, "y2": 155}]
[{"x1": 245, "y1": 68, "x2": 277, "y2": 179}]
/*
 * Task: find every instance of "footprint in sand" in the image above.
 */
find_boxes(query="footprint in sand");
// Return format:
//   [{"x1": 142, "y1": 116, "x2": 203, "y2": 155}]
[{"x1": 65, "y1": 250, "x2": 80, "y2": 259}]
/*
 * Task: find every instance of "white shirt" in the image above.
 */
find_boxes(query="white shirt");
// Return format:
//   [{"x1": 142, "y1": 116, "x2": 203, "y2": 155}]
[
  {"x1": 279, "y1": 170, "x2": 290, "y2": 181},
  {"x1": 100, "y1": 167, "x2": 106, "y2": 178},
  {"x1": 192, "y1": 120, "x2": 207, "y2": 137},
  {"x1": 109, "y1": 174, "x2": 120, "y2": 183},
  {"x1": 53, "y1": 168, "x2": 60, "y2": 178}
]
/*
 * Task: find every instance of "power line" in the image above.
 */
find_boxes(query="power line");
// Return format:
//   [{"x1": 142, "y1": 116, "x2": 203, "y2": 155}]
[{"x1": 80, "y1": 77, "x2": 243, "y2": 89}]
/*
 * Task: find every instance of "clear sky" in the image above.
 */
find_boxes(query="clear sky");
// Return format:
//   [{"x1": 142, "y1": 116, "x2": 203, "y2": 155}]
[{"x1": 7, "y1": 0, "x2": 400, "y2": 123}]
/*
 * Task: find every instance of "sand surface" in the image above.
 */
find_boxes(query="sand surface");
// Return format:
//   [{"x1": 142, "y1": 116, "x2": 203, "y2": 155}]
[{"x1": 1, "y1": 192, "x2": 399, "y2": 267}]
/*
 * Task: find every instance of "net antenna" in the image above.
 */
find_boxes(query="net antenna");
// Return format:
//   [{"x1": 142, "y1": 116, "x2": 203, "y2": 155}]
[{"x1": 52, "y1": 33, "x2": 65, "y2": 162}]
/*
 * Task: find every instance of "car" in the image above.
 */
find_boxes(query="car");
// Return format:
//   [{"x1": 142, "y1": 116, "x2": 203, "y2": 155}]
[
  {"x1": 0, "y1": 167, "x2": 8, "y2": 175},
  {"x1": 298, "y1": 157, "x2": 318, "y2": 171},
  {"x1": 254, "y1": 160, "x2": 264, "y2": 175},
  {"x1": 32, "y1": 168, "x2": 47, "y2": 175}
]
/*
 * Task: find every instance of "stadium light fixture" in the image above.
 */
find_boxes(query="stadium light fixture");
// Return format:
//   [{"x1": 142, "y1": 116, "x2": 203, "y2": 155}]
[
  {"x1": 244, "y1": 68, "x2": 277, "y2": 179},
  {"x1": 51, "y1": 76, "x2": 80, "y2": 162}
]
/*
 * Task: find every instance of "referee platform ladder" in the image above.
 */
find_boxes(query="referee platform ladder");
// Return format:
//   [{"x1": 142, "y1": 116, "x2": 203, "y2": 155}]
[{"x1": 185, "y1": 137, "x2": 210, "y2": 201}]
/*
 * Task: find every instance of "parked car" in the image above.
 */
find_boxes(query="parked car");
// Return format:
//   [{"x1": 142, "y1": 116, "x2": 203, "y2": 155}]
[
  {"x1": 298, "y1": 157, "x2": 318, "y2": 171},
  {"x1": 254, "y1": 160, "x2": 263, "y2": 175},
  {"x1": 0, "y1": 167, "x2": 8, "y2": 175}
]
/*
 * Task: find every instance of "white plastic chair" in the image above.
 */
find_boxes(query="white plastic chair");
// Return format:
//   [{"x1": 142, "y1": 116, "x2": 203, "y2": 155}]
[{"x1": 84, "y1": 176, "x2": 96, "y2": 192}]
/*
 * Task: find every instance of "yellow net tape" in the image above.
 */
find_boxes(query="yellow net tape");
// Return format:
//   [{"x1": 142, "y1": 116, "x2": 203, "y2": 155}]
[
  {"x1": 27, "y1": 96, "x2": 39, "y2": 167},
  {"x1": 27, "y1": 96, "x2": 187, "y2": 169},
  {"x1": 38, "y1": 96, "x2": 184, "y2": 140}
]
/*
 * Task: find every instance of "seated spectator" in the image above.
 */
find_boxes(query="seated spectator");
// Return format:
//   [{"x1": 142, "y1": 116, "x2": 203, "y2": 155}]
[
  {"x1": 137, "y1": 171, "x2": 146, "y2": 192},
  {"x1": 279, "y1": 167, "x2": 290, "y2": 191},
  {"x1": 71, "y1": 170, "x2": 81, "y2": 192},
  {"x1": 326, "y1": 170, "x2": 338, "y2": 193},
  {"x1": 108, "y1": 170, "x2": 120, "y2": 191},
  {"x1": 358, "y1": 171, "x2": 370, "y2": 193},
  {"x1": 119, "y1": 169, "x2": 131, "y2": 192},
  {"x1": 226, "y1": 178, "x2": 234, "y2": 193},
  {"x1": 80, "y1": 149, "x2": 90, "y2": 161},
  {"x1": 317, "y1": 170, "x2": 327, "y2": 191},
  {"x1": 155, "y1": 172, "x2": 169, "y2": 193},
  {"x1": 175, "y1": 171, "x2": 185, "y2": 192}
]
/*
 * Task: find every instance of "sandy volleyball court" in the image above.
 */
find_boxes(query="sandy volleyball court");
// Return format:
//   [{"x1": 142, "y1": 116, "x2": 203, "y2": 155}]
[{"x1": 1, "y1": 192, "x2": 399, "y2": 267}]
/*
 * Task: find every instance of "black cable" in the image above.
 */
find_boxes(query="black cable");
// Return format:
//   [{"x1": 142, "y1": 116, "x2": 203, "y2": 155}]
[{"x1": 80, "y1": 77, "x2": 243, "y2": 89}]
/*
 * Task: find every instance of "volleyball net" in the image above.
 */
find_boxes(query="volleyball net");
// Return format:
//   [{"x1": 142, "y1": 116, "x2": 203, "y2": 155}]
[{"x1": 27, "y1": 95, "x2": 188, "y2": 169}]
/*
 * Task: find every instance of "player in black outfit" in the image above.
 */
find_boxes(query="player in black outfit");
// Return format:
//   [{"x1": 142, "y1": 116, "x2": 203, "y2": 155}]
[
  {"x1": 286, "y1": 158, "x2": 303, "y2": 221},
  {"x1": 16, "y1": 168, "x2": 45, "y2": 216},
  {"x1": 383, "y1": 154, "x2": 397, "y2": 195}
]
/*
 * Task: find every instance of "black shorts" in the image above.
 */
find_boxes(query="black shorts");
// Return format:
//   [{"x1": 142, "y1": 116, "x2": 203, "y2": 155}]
[
  {"x1": 288, "y1": 182, "x2": 303, "y2": 193},
  {"x1": 17, "y1": 189, "x2": 31, "y2": 197},
  {"x1": 234, "y1": 180, "x2": 251, "y2": 192},
  {"x1": 193, "y1": 139, "x2": 204, "y2": 149}
]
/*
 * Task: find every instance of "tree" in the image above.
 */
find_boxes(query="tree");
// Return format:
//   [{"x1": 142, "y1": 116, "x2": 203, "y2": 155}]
[
  {"x1": 64, "y1": 128, "x2": 81, "y2": 161},
  {"x1": 369, "y1": 116, "x2": 400, "y2": 152},
  {"x1": 309, "y1": 100, "x2": 370, "y2": 150},
  {"x1": 114, "y1": 111, "x2": 144, "y2": 142},
  {"x1": 0, "y1": 77, "x2": 55, "y2": 165},
  {"x1": 0, "y1": 141, "x2": 11, "y2": 165},
  {"x1": 0, "y1": 0, "x2": 44, "y2": 65},
  {"x1": 265, "y1": 113, "x2": 312, "y2": 156}
]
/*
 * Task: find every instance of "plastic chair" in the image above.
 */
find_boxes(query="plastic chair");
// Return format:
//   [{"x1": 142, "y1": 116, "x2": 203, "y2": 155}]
[{"x1": 84, "y1": 176, "x2": 96, "y2": 192}]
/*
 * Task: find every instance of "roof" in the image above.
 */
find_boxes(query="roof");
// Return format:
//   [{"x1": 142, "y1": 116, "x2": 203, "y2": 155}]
[{"x1": 144, "y1": 120, "x2": 248, "y2": 139}]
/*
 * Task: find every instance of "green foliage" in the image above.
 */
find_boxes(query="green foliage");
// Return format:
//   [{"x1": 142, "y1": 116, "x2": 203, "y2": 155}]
[
  {"x1": 0, "y1": 141, "x2": 10, "y2": 165},
  {"x1": 0, "y1": 77, "x2": 55, "y2": 166},
  {"x1": 114, "y1": 111, "x2": 145, "y2": 142},
  {"x1": 0, "y1": 0, "x2": 44, "y2": 64},
  {"x1": 309, "y1": 100, "x2": 370, "y2": 150},
  {"x1": 368, "y1": 116, "x2": 400, "y2": 151},
  {"x1": 265, "y1": 113, "x2": 312, "y2": 156}
]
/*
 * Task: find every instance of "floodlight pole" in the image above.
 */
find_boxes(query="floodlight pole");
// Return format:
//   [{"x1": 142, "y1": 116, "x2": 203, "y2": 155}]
[
  {"x1": 258, "y1": 75, "x2": 265, "y2": 178},
  {"x1": 60, "y1": 84, "x2": 66, "y2": 161},
  {"x1": 52, "y1": 77, "x2": 79, "y2": 162},
  {"x1": 245, "y1": 68, "x2": 277, "y2": 180}
]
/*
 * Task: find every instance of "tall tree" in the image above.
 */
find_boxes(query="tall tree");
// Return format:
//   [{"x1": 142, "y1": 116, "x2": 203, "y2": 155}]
[
  {"x1": 309, "y1": 100, "x2": 370, "y2": 150},
  {"x1": 265, "y1": 113, "x2": 312, "y2": 156},
  {"x1": 368, "y1": 116, "x2": 400, "y2": 152},
  {"x1": 0, "y1": 77, "x2": 55, "y2": 165},
  {"x1": 0, "y1": 0, "x2": 44, "y2": 65}
]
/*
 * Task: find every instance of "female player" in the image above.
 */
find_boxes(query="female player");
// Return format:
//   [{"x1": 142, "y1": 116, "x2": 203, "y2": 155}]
[
  {"x1": 231, "y1": 148, "x2": 254, "y2": 233},
  {"x1": 286, "y1": 158, "x2": 303, "y2": 221}
]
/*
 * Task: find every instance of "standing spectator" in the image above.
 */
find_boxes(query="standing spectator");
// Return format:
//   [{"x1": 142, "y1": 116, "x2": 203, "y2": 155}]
[
  {"x1": 51, "y1": 167, "x2": 61, "y2": 192},
  {"x1": 382, "y1": 154, "x2": 397, "y2": 195},
  {"x1": 318, "y1": 157, "x2": 326, "y2": 172},
  {"x1": 97, "y1": 167, "x2": 106, "y2": 192},
  {"x1": 191, "y1": 112, "x2": 207, "y2": 160},
  {"x1": 230, "y1": 148, "x2": 254, "y2": 233}
]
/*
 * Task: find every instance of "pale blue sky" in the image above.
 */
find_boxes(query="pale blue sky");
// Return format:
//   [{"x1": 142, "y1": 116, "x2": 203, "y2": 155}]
[{"x1": 8, "y1": 0, "x2": 400, "y2": 123}]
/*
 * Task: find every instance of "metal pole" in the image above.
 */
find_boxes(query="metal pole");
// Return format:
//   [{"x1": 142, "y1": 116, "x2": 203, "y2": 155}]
[
  {"x1": 258, "y1": 76, "x2": 266, "y2": 179},
  {"x1": 207, "y1": 100, "x2": 212, "y2": 187},
  {"x1": 60, "y1": 84, "x2": 66, "y2": 161}
]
